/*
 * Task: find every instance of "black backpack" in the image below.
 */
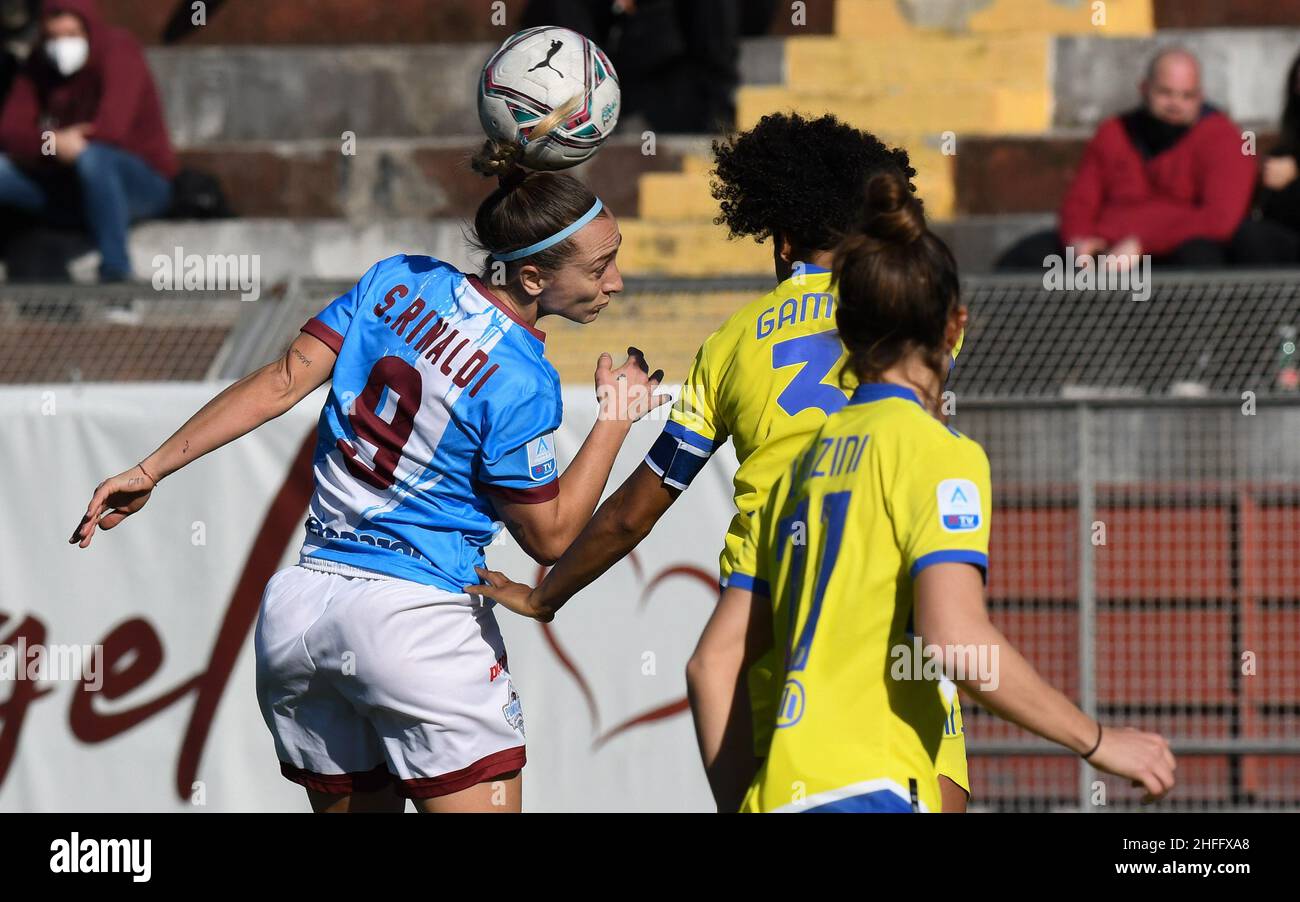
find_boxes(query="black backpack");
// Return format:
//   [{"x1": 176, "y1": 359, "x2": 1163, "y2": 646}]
[{"x1": 168, "y1": 168, "x2": 232, "y2": 219}]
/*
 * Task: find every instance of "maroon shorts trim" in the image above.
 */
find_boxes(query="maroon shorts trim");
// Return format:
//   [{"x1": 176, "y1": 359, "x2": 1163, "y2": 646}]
[
  {"x1": 300, "y1": 317, "x2": 344, "y2": 354},
  {"x1": 280, "y1": 761, "x2": 395, "y2": 795},
  {"x1": 397, "y1": 746, "x2": 527, "y2": 800}
]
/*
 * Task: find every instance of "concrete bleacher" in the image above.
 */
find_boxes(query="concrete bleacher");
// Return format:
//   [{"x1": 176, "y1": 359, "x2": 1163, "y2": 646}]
[{"x1": 13, "y1": 0, "x2": 1300, "y2": 289}]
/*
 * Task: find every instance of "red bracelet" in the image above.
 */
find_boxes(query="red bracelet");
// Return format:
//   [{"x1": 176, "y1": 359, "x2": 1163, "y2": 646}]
[{"x1": 138, "y1": 461, "x2": 160, "y2": 485}]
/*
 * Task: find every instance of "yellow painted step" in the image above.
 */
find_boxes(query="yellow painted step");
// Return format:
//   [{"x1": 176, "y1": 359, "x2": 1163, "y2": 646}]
[
  {"x1": 737, "y1": 83, "x2": 1049, "y2": 134},
  {"x1": 618, "y1": 220, "x2": 772, "y2": 277},
  {"x1": 785, "y1": 34, "x2": 1048, "y2": 92},
  {"x1": 681, "y1": 153, "x2": 714, "y2": 175},
  {"x1": 895, "y1": 137, "x2": 954, "y2": 221},
  {"x1": 543, "y1": 289, "x2": 756, "y2": 383},
  {"x1": 968, "y1": 0, "x2": 1153, "y2": 34},
  {"x1": 834, "y1": 0, "x2": 1152, "y2": 37},
  {"x1": 638, "y1": 170, "x2": 718, "y2": 220}
]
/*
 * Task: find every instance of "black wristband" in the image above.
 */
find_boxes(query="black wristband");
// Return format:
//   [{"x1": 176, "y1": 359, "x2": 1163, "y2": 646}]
[{"x1": 1081, "y1": 722, "x2": 1103, "y2": 759}]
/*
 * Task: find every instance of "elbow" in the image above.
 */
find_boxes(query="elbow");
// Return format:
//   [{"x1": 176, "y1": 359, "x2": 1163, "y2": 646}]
[
  {"x1": 686, "y1": 640, "x2": 728, "y2": 690},
  {"x1": 531, "y1": 549, "x2": 562, "y2": 568},
  {"x1": 261, "y1": 363, "x2": 301, "y2": 419},
  {"x1": 522, "y1": 534, "x2": 565, "y2": 568},
  {"x1": 685, "y1": 650, "x2": 709, "y2": 695}
]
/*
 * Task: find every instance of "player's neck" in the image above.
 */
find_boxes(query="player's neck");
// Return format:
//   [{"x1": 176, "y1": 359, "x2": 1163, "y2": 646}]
[
  {"x1": 500, "y1": 283, "x2": 541, "y2": 327},
  {"x1": 878, "y1": 358, "x2": 942, "y2": 413},
  {"x1": 776, "y1": 248, "x2": 836, "y2": 282}
]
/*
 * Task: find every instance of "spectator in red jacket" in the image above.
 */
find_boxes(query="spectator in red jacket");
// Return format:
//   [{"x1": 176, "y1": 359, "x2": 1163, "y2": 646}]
[
  {"x1": 0, "y1": 0, "x2": 176, "y2": 281},
  {"x1": 998, "y1": 48, "x2": 1256, "y2": 270}
]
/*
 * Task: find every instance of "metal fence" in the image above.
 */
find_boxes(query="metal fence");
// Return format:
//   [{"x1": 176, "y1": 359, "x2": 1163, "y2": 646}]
[
  {"x1": 3, "y1": 271, "x2": 1299, "y2": 810},
  {"x1": 954, "y1": 399, "x2": 1300, "y2": 811}
]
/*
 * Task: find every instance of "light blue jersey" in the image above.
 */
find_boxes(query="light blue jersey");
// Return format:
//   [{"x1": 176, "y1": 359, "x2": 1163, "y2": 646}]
[{"x1": 297, "y1": 254, "x2": 561, "y2": 592}]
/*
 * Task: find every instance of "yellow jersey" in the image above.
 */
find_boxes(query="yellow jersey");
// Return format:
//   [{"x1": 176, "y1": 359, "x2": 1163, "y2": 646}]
[
  {"x1": 644, "y1": 264, "x2": 968, "y2": 781},
  {"x1": 644, "y1": 265, "x2": 846, "y2": 584},
  {"x1": 731, "y1": 383, "x2": 991, "y2": 813}
]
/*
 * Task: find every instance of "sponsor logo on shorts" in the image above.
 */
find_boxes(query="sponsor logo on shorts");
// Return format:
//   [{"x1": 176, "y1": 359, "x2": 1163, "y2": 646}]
[
  {"x1": 937, "y1": 479, "x2": 981, "y2": 532},
  {"x1": 489, "y1": 652, "x2": 508, "y2": 683},
  {"x1": 502, "y1": 680, "x2": 525, "y2": 736}
]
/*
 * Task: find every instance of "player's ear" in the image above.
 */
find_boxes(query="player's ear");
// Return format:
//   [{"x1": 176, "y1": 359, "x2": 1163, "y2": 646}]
[
  {"x1": 946, "y1": 305, "x2": 968, "y2": 353},
  {"x1": 518, "y1": 263, "x2": 548, "y2": 298},
  {"x1": 776, "y1": 230, "x2": 795, "y2": 264}
]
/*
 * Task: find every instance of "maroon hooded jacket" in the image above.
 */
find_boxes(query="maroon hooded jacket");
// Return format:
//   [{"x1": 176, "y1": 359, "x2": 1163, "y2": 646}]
[
  {"x1": 0, "y1": 0, "x2": 177, "y2": 179},
  {"x1": 1058, "y1": 107, "x2": 1254, "y2": 256}
]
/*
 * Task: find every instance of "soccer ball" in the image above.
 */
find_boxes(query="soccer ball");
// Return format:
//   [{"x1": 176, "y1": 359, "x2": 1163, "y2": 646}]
[{"x1": 478, "y1": 26, "x2": 621, "y2": 171}]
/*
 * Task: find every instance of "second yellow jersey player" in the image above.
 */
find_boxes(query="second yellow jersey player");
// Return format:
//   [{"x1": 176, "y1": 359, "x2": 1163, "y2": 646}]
[
  {"x1": 647, "y1": 265, "x2": 968, "y2": 793},
  {"x1": 728, "y1": 383, "x2": 990, "y2": 812}
]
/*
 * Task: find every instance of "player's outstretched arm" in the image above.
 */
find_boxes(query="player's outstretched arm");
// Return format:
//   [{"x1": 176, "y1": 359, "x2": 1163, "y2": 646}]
[
  {"x1": 69, "y1": 332, "x2": 337, "y2": 548},
  {"x1": 480, "y1": 348, "x2": 670, "y2": 580},
  {"x1": 469, "y1": 461, "x2": 680, "y2": 619},
  {"x1": 913, "y1": 563, "x2": 1177, "y2": 802},
  {"x1": 685, "y1": 584, "x2": 773, "y2": 812}
]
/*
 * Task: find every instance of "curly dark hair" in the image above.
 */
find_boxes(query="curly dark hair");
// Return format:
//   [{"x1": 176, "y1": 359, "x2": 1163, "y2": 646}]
[{"x1": 711, "y1": 112, "x2": 918, "y2": 251}]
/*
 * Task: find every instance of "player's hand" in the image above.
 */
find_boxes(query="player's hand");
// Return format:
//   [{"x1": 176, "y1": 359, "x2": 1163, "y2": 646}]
[
  {"x1": 1085, "y1": 725, "x2": 1176, "y2": 802},
  {"x1": 69, "y1": 463, "x2": 157, "y2": 548},
  {"x1": 594, "y1": 346, "x2": 671, "y2": 424},
  {"x1": 464, "y1": 566, "x2": 554, "y2": 622}
]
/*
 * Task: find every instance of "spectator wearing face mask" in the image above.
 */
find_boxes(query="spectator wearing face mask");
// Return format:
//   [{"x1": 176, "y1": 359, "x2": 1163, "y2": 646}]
[{"x1": 0, "y1": 0, "x2": 176, "y2": 282}]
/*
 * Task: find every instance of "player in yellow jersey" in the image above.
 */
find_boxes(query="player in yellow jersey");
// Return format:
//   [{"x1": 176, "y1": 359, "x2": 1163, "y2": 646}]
[
  {"x1": 466, "y1": 113, "x2": 970, "y2": 811},
  {"x1": 691, "y1": 169, "x2": 1176, "y2": 812}
]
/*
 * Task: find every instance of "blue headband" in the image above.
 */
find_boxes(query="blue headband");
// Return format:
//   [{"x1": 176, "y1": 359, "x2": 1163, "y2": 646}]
[{"x1": 491, "y1": 198, "x2": 604, "y2": 263}]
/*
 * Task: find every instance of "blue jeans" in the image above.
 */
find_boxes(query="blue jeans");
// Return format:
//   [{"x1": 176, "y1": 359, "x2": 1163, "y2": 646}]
[{"x1": 0, "y1": 142, "x2": 172, "y2": 280}]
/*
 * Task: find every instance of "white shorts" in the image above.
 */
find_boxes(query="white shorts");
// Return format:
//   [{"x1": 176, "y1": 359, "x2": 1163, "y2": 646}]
[{"x1": 254, "y1": 564, "x2": 525, "y2": 799}]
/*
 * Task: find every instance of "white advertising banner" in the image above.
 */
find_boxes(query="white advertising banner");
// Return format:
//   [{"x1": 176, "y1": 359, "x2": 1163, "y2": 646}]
[{"x1": 0, "y1": 383, "x2": 739, "y2": 812}]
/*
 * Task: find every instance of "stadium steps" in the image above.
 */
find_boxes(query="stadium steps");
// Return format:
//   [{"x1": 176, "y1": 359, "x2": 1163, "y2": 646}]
[
  {"x1": 832, "y1": 0, "x2": 1154, "y2": 37},
  {"x1": 142, "y1": 22, "x2": 1297, "y2": 277},
  {"x1": 102, "y1": 0, "x2": 834, "y2": 45},
  {"x1": 100, "y1": 0, "x2": 1299, "y2": 46},
  {"x1": 150, "y1": 41, "x2": 785, "y2": 145},
  {"x1": 637, "y1": 136, "x2": 954, "y2": 221},
  {"x1": 4, "y1": 209, "x2": 1050, "y2": 292},
  {"x1": 175, "y1": 136, "x2": 699, "y2": 221},
  {"x1": 1052, "y1": 29, "x2": 1300, "y2": 129}
]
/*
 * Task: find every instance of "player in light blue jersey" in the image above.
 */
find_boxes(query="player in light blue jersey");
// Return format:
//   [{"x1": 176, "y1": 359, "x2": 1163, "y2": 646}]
[{"x1": 69, "y1": 124, "x2": 668, "y2": 813}]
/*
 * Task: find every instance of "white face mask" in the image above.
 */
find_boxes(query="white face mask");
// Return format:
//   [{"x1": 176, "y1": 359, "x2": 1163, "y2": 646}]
[{"x1": 45, "y1": 36, "x2": 89, "y2": 77}]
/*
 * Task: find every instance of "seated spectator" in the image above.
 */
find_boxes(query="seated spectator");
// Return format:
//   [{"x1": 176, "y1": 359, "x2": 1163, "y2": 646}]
[
  {"x1": 1231, "y1": 50, "x2": 1300, "y2": 265},
  {"x1": 0, "y1": 0, "x2": 176, "y2": 282},
  {"x1": 998, "y1": 48, "x2": 1255, "y2": 271},
  {"x1": 523, "y1": 0, "x2": 754, "y2": 134}
]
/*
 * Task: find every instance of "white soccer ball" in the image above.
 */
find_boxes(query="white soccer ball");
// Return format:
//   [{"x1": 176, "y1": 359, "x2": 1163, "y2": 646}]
[{"x1": 478, "y1": 26, "x2": 621, "y2": 171}]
